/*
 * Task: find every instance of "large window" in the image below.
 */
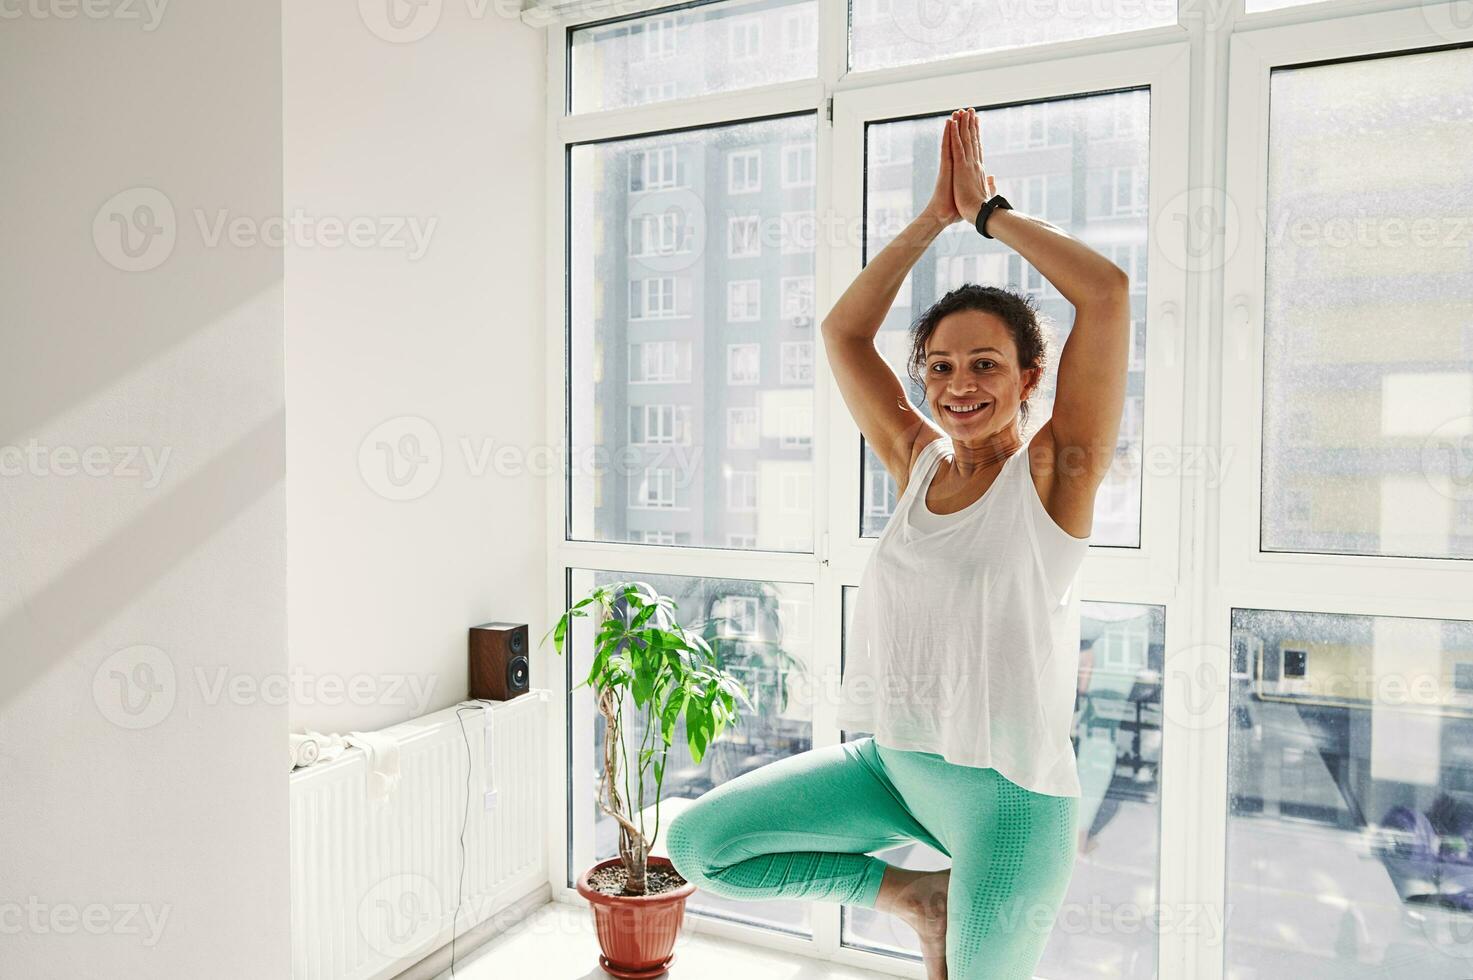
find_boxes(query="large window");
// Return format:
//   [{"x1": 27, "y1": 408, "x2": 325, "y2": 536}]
[
  {"x1": 569, "y1": 113, "x2": 817, "y2": 552},
  {"x1": 549, "y1": 2, "x2": 1473, "y2": 978}
]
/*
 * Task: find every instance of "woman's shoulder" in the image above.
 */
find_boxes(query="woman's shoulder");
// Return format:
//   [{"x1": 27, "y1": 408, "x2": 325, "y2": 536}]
[{"x1": 896, "y1": 430, "x2": 949, "y2": 498}]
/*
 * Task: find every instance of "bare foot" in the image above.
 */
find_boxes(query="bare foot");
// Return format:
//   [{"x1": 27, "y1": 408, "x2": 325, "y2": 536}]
[{"x1": 879, "y1": 868, "x2": 951, "y2": 980}]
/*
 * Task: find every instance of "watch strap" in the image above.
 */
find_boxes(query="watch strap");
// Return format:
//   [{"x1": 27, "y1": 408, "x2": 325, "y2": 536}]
[{"x1": 975, "y1": 194, "x2": 1013, "y2": 239}]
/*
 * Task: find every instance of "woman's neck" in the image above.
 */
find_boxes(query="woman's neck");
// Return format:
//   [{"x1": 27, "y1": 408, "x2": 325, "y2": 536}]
[{"x1": 948, "y1": 430, "x2": 1024, "y2": 476}]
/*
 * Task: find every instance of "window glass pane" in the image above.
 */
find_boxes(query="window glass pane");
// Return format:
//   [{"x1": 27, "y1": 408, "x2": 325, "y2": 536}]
[
  {"x1": 1227, "y1": 607, "x2": 1473, "y2": 975},
  {"x1": 570, "y1": 0, "x2": 818, "y2": 113},
  {"x1": 858, "y1": 92, "x2": 1150, "y2": 547},
  {"x1": 848, "y1": 0, "x2": 1175, "y2": 74},
  {"x1": 841, "y1": 588, "x2": 1166, "y2": 972},
  {"x1": 1261, "y1": 49, "x2": 1473, "y2": 560},
  {"x1": 570, "y1": 113, "x2": 817, "y2": 551},
  {"x1": 567, "y1": 569, "x2": 816, "y2": 934}
]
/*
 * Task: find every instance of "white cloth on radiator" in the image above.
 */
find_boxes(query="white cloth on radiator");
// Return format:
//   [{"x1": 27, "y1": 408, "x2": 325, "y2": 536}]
[
  {"x1": 289, "y1": 733, "x2": 319, "y2": 770},
  {"x1": 290, "y1": 731, "x2": 348, "y2": 772},
  {"x1": 345, "y1": 730, "x2": 402, "y2": 803}
]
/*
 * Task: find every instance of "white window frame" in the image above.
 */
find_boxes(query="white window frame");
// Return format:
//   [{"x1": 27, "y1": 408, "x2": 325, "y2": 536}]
[{"x1": 546, "y1": 4, "x2": 1470, "y2": 976}]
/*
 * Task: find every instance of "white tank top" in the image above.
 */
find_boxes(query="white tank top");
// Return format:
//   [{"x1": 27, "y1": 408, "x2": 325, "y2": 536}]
[{"x1": 837, "y1": 435, "x2": 1091, "y2": 798}]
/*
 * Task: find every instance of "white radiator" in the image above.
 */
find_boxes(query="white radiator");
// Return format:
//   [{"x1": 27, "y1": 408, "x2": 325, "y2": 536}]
[{"x1": 290, "y1": 691, "x2": 550, "y2": 980}]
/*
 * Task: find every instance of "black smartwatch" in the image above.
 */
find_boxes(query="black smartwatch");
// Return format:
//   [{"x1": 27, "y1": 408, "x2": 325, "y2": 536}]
[{"x1": 974, "y1": 194, "x2": 1013, "y2": 239}]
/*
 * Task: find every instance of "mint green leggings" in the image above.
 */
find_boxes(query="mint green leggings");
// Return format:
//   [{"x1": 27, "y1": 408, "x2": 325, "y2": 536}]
[{"x1": 664, "y1": 736, "x2": 1078, "y2": 980}]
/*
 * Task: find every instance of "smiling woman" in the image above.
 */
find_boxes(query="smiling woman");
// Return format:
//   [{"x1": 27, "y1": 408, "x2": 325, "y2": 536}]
[{"x1": 663, "y1": 107, "x2": 1133, "y2": 980}]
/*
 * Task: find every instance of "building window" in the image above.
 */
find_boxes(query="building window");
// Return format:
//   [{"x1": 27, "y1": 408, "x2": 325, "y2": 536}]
[
  {"x1": 728, "y1": 149, "x2": 762, "y2": 194},
  {"x1": 628, "y1": 340, "x2": 691, "y2": 383},
  {"x1": 781, "y1": 341, "x2": 813, "y2": 384},
  {"x1": 727, "y1": 279, "x2": 761, "y2": 322},
  {"x1": 728, "y1": 215, "x2": 761, "y2": 258},
  {"x1": 727, "y1": 406, "x2": 759, "y2": 449},
  {"x1": 628, "y1": 146, "x2": 680, "y2": 193},
  {"x1": 727, "y1": 471, "x2": 758, "y2": 512},
  {"x1": 727, "y1": 343, "x2": 760, "y2": 384},
  {"x1": 782, "y1": 142, "x2": 815, "y2": 188},
  {"x1": 628, "y1": 404, "x2": 692, "y2": 445},
  {"x1": 780, "y1": 276, "x2": 815, "y2": 325}
]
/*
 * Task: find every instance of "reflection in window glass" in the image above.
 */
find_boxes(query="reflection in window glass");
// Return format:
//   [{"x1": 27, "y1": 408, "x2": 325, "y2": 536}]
[
  {"x1": 570, "y1": 0, "x2": 818, "y2": 113},
  {"x1": 858, "y1": 92, "x2": 1150, "y2": 547},
  {"x1": 1261, "y1": 49, "x2": 1473, "y2": 560},
  {"x1": 1227, "y1": 608, "x2": 1473, "y2": 976},
  {"x1": 840, "y1": 588, "x2": 1165, "y2": 975},
  {"x1": 570, "y1": 114, "x2": 816, "y2": 551},
  {"x1": 847, "y1": 0, "x2": 1174, "y2": 74},
  {"x1": 566, "y1": 569, "x2": 816, "y2": 934}
]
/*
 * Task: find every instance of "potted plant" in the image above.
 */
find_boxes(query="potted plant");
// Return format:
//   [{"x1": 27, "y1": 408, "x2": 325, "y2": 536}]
[{"x1": 543, "y1": 579, "x2": 753, "y2": 978}]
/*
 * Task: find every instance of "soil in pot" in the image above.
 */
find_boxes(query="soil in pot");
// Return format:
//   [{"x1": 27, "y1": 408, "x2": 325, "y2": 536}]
[{"x1": 586, "y1": 862, "x2": 689, "y2": 898}]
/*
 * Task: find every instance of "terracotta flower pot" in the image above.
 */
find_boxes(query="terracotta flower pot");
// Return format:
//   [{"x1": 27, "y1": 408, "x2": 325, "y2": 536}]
[{"x1": 575, "y1": 855, "x2": 696, "y2": 978}]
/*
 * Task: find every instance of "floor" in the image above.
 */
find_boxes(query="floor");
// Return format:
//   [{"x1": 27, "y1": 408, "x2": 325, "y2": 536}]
[{"x1": 435, "y1": 900, "x2": 905, "y2": 980}]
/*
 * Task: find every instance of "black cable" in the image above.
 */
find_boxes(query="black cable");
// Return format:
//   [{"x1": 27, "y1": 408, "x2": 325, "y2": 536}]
[{"x1": 451, "y1": 703, "x2": 481, "y2": 978}]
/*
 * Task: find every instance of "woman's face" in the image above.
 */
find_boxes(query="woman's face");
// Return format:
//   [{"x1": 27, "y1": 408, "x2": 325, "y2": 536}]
[{"x1": 922, "y1": 310, "x2": 1037, "y2": 440}]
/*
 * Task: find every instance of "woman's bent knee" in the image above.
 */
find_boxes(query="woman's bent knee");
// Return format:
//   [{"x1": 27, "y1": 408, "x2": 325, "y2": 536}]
[{"x1": 663, "y1": 806, "x2": 710, "y2": 885}]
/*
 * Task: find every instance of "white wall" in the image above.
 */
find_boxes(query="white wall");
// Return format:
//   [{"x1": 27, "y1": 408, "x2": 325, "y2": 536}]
[
  {"x1": 0, "y1": 3, "x2": 288, "y2": 978},
  {"x1": 284, "y1": 5, "x2": 548, "y2": 733}
]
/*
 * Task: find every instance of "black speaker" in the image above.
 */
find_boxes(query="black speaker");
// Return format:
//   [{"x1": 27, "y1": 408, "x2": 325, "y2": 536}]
[{"x1": 469, "y1": 621, "x2": 530, "y2": 701}]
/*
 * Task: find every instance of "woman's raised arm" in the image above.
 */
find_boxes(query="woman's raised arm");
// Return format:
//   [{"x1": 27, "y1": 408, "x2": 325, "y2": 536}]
[
  {"x1": 820, "y1": 117, "x2": 961, "y2": 489},
  {"x1": 950, "y1": 107, "x2": 1130, "y2": 496}
]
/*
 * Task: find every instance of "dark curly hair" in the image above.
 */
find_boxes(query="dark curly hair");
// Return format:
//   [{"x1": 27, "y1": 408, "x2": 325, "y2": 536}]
[{"x1": 906, "y1": 283, "x2": 1055, "y2": 431}]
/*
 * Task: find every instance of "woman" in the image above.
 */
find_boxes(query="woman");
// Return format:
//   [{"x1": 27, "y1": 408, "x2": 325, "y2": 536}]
[{"x1": 665, "y1": 108, "x2": 1130, "y2": 980}]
